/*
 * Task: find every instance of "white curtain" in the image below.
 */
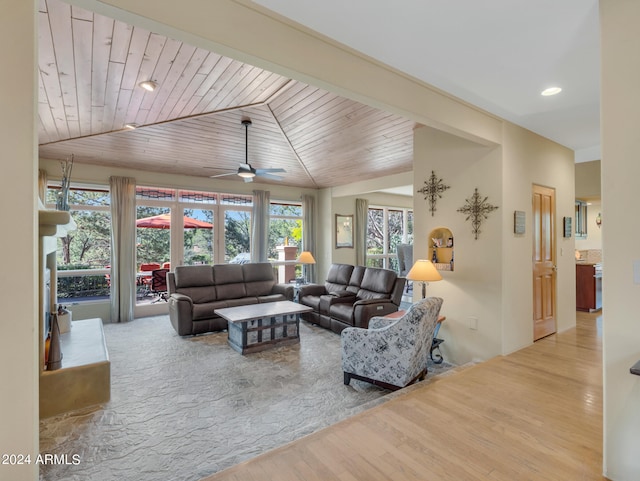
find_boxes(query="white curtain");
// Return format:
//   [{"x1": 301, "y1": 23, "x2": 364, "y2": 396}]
[
  {"x1": 355, "y1": 198, "x2": 369, "y2": 266},
  {"x1": 110, "y1": 176, "x2": 136, "y2": 323},
  {"x1": 251, "y1": 190, "x2": 270, "y2": 262},
  {"x1": 302, "y1": 194, "x2": 316, "y2": 283}
]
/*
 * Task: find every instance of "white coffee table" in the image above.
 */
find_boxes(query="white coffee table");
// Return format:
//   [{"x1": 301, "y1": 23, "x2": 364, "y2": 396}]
[{"x1": 215, "y1": 301, "x2": 312, "y2": 354}]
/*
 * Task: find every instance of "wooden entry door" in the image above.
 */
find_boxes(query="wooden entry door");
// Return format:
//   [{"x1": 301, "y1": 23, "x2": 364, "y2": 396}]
[{"x1": 532, "y1": 184, "x2": 557, "y2": 340}]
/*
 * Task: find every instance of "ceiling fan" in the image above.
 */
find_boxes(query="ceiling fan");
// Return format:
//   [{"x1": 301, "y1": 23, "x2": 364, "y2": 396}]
[{"x1": 210, "y1": 119, "x2": 286, "y2": 182}]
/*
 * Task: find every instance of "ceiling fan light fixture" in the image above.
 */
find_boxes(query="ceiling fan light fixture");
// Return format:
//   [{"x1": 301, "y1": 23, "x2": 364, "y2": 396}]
[
  {"x1": 237, "y1": 170, "x2": 256, "y2": 178},
  {"x1": 541, "y1": 86, "x2": 562, "y2": 96},
  {"x1": 139, "y1": 80, "x2": 158, "y2": 92}
]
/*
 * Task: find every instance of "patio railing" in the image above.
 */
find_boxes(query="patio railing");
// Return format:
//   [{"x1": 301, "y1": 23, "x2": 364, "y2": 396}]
[{"x1": 57, "y1": 268, "x2": 110, "y2": 302}]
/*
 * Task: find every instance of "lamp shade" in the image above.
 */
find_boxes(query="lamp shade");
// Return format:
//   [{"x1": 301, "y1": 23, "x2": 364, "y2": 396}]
[
  {"x1": 406, "y1": 259, "x2": 442, "y2": 282},
  {"x1": 296, "y1": 251, "x2": 316, "y2": 264}
]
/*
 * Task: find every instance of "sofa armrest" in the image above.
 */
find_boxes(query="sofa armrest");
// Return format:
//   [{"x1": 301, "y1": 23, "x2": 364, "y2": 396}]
[
  {"x1": 298, "y1": 284, "x2": 327, "y2": 298},
  {"x1": 319, "y1": 292, "x2": 357, "y2": 314},
  {"x1": 168, "y1": 293, "x2": 194, "y2": 336},
  {"x1": 272, "y1": 283, "x2": 294, "y2": 301},
  {"x1": 353, "y1": 300, "x2": 397, "y2": 328},
  {"x1": 354, "y1": 298, "x2": 393, "y2": 306},
  {"x1": 170, "y1": 293, "x2": 193, "y2": 304},
  {"x1": 368, "y1": 316, "x2": 398, "y2": 330},
  {"x1": 332, "y1": 290, "x2": 357, "y2": 299}
]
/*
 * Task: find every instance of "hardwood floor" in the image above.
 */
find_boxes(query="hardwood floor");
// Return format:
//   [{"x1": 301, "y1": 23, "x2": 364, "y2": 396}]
[{"x1": 201, "y1": 312, "x2": 607, "y2": 481}]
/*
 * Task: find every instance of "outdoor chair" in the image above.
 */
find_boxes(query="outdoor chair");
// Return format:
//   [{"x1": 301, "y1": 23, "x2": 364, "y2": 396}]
[{"x1": 150, "y1": 268, "x2": 169, "y2": 303}]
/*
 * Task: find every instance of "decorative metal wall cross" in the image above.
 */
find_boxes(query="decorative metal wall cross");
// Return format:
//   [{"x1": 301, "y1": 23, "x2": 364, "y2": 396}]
[
  {"x1": 457, "y1": 188, "x2": 499, "y2": 239},
  {"x1": 417, "y1": 171, "x2": 450, "y2": 216}
]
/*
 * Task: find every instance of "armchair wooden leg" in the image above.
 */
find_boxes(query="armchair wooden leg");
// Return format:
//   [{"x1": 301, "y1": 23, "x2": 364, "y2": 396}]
[{"x1": 344, "y1": 372, "x2": 351, "y2": 385}]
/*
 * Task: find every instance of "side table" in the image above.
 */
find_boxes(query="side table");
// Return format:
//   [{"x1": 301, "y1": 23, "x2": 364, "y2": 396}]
[{"x1": 385, "y1": 310, "x2": 446, "y2": 364}]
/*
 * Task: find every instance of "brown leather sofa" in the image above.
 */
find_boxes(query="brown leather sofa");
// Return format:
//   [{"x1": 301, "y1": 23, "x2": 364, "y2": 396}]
[
  {"x1": 298, "y1": 263, "x2": 405, "y2": 333},
  {"x1": 166, "y1": 263, "x2": 293, "y2": 336}
]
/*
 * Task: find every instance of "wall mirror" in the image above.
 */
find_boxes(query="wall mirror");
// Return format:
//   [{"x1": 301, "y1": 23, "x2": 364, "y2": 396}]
[{"x1": 335, "y1": 214, "x2": 354, "y2": 248}]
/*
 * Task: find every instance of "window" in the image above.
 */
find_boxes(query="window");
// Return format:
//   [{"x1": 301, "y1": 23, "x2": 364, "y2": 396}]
[
  {"x1": 268, "y1": 202, "x2": 303, "y2": 260},
  {"x1": 366, "y1": 206, "x2": 413, "y2": 270},
  {"x1": 46, "y1": 186, "x2": 112, "y2": 302}
]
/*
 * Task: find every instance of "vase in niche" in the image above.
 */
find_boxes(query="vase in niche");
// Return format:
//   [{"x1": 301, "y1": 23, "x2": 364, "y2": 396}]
[
  {"x1": 56, "y1": 190, "x2": 69, "y2": 211},
  {"x1": 46, "y1": 313, "x2": 63, "y2": 371}
]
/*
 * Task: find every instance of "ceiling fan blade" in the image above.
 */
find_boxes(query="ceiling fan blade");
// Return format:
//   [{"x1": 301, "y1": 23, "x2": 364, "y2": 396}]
[
  {"x1": 210, "y1": 172, "x2": 239, "y2": 178},
  {"x1": 255, "y1": 168, "x2": 286, "y2": 174},
  {"x1": 255, "y1": 172, "x2": 284, "y2": 181}
]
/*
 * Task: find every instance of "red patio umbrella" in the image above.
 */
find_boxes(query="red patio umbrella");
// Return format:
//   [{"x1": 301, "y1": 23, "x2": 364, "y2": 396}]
[{"x1": 136, "y1": 214, "x2": 213, "y2": 229}]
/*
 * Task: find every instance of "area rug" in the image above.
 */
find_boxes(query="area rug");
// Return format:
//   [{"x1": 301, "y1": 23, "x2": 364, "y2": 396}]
[{"x1": 39, "y1": 315, "x2": 453, "y2": 481}]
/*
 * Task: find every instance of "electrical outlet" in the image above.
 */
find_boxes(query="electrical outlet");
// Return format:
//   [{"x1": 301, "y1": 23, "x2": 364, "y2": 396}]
[{"x1": 468, "y1": 316, "x2": 478, "y2": 330}]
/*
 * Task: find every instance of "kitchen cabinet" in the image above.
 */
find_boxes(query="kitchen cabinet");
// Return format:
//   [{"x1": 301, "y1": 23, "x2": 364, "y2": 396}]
[{"x1": 576, "y1": 263, "x2": 602, "y2": 312}]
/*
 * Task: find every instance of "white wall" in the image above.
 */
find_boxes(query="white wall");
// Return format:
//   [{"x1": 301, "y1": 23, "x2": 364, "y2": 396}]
[
  {"x1": 0, "y1": 1, "x2": 39, "y2": 480},
  {"x1": 601, "y1": 1, "x2": 640, "y2": 479},
  {"x1": 413, "y1": 126, "x2": 503, "y2": 365}
]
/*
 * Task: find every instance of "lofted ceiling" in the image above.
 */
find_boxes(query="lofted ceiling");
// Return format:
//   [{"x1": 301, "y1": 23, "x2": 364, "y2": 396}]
[
  {"x1": 37, "y1": 0, "x2": 416, "y2": 189},
  {"x1": 38, "y1": 0, "x2": 601, "y2": 191}
]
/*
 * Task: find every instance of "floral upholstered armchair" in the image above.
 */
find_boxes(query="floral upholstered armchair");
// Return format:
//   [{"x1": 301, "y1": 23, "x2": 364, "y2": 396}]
[{"x1": 341, "y1": 297, "x2": 443, "y2": 391}]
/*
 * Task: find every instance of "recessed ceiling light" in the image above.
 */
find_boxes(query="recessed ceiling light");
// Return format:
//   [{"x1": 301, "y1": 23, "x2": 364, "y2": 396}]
[
  {"x1": 139, "y1": 80, "x2": 158, "y2": 92},
  {"x1": 124, "y1": 123, "x2": 138, "y2": 130},
  {"x1": 541, "y1": 87, "x2": 562, "y2": 96}
]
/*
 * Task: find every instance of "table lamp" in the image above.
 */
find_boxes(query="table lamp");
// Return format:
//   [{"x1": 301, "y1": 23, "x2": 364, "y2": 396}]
[
  {"x1": 296, "y1": 251, "x2": 316, "y2": 284},
  {"x1": 406, "y1": 259, "x2": 442, "y2": 299}
]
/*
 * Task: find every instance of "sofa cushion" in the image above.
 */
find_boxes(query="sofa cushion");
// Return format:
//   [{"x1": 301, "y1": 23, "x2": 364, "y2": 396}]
[
  {"x1": 226, "y1": 297, "x2": 258, "y2": 307},
  {"x1": 177, "y1": 286, "x2": 216, "y2": 304},
  {"x1": 213, "y1": 264, "x2": 247, "y2": 299},
  {"x1": 258, "y1": 293, "x2": 287, "y2": 303},
  {"x1": 325, "y1": 263, "x2": 354, "y2": 293},
  {"x1": 357, "y1": 268, "x2": 397, "y2": 300},
  {"x1": 193, "y1": 300, "x2": 229, "y2": 321},
  {"x1": 243, "y1": 263, "x2": 276, "y2": 297},
  {"x1": 174, "y1": 265, "x2": 214, "y2": 288},
  {"x1": 330, "y1": 302, "x2": 355, "y2": 324},
  {"x1": 347, "y1": 266, "x2": 366, "y2": 293}
]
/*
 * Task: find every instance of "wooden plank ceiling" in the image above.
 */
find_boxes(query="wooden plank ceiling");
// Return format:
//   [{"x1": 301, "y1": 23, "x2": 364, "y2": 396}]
[{"x1": 37, "y1": 0, "x2": 416, "y2": 189}]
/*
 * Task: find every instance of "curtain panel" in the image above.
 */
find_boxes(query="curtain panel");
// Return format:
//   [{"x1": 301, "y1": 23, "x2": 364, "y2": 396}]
[
  {"x1": 355, "y1": 198, "x2": 369, "y2": 266},
  {"x1": 109, "y1": 176, "x2": 136, "y2": 323},
  {"x1": 251, "y1": 190, "x2": 270, "y2": 262},
  {"x1": 302, "y1": 194, "x2": 316, "y2": 283}
]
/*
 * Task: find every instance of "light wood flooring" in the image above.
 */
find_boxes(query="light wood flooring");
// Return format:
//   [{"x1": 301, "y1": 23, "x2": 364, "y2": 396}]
[{"x1": 202, "y1": 311, "x2": 607, "y2": 481}]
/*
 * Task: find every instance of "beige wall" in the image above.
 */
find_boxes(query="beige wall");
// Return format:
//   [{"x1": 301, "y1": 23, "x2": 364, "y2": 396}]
[
  {"x1": 501, "y1": 121, "x2": 576, "y2": 355},
  {"x1": 319, "y1": 190, "x2": 413, "y2": 278},
  {"x1": 576, "y1": 160, "x2": 602, "y2": 199},
  {"x1": 0, "y1": 1, "x2": 39, "y2": 480},
  {"x1": 413, "y1": 126, "x2": 503, "y2": 364},
  {"x1": 601, "y1": 1, "x2": 640, "y2": 478}
]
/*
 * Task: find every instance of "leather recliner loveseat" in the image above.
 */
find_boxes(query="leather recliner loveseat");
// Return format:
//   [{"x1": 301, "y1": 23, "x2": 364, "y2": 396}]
[
  {"x1": 298, "y1": 263, "x2": 405, "y2": 333},
  {"x1": 166, "y1": 263, "x2": 293, "y2": 336}
]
